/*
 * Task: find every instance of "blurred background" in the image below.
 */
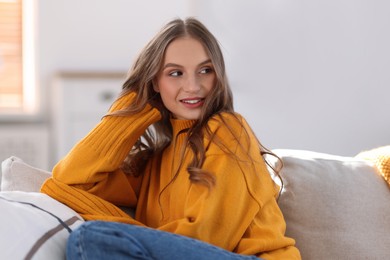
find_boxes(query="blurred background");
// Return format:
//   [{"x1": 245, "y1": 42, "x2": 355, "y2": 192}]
[{"x1": 0, "y1": 0, "x2": 389, "y2": 171}]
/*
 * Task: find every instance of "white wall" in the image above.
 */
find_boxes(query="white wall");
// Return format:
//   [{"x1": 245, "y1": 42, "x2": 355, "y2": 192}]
[
  {"x1": 37, "y1": 0, "x2": 194, "y2": 111},
  {"x1": 194, "y1": 0, "x2": 390, "y2": 155},
  {"x1": 34, "y1": 0, "x2": 390, "y2": 159}
]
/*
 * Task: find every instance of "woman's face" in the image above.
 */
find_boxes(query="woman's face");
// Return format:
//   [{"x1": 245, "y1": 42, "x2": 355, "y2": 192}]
[{"x1": 155, "y1": 36, "x2": 216, "y2": 120}]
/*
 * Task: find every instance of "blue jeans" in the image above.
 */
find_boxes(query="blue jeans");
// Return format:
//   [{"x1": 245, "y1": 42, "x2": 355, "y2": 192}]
[{"x1": 66, "y1": 221, "x2": 261, "y2": 260}]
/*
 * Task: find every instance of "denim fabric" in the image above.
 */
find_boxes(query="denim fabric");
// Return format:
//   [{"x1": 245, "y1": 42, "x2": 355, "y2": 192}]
[{"x1": 66, "y1": 221, "x2": 261, "y2": 260}]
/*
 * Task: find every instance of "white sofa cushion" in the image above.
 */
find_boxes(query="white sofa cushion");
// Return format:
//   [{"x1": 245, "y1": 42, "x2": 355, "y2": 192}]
[
  {"x1": 0, "y1": 191, "x2": 84, "y2": 259},
  {"x1": 272, "y1": 149, "x2": 390, "y2": 260}
]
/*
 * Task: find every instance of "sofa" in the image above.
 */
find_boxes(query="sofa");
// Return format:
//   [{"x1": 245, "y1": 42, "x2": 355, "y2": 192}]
[{"x1": 1, "y1": 147, "x2": 389, "y2": 259}]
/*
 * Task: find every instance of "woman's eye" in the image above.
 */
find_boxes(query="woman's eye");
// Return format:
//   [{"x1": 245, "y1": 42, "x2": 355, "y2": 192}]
[
  {"x1": 169, "y1": 71, "x2": 183, "y2": 77},
  {"x1": 199, "y1": 67, "x2": 213, "y2": 74}
]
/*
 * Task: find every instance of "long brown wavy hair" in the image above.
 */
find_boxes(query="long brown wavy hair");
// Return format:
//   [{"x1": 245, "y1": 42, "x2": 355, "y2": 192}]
[{"x1": 110, "y1": 17, "x2": 283, "y2": 196}]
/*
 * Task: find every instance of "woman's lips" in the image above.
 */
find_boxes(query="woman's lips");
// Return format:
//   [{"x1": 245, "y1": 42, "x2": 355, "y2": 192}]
[{"x1": 180, "y1": 98, "x2": 205, "y2": 107}]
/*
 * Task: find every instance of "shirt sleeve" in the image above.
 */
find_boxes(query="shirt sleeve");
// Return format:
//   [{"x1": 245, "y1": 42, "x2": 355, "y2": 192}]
[{"x1": 41, "y1": 92, "x2": 161, "y2": 222}]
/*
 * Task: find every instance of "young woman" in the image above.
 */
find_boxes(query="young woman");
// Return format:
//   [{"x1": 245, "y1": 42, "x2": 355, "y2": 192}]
[{"x1": 41, "y1": 17, "x2": 301, "y2": 259}]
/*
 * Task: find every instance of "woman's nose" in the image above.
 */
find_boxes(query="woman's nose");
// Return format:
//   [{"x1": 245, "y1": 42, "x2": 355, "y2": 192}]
[{"x1": 183, "y1": 75, "x2": 201, "y2": 93}]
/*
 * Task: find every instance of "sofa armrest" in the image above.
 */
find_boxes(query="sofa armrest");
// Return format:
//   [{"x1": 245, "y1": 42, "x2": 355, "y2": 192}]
[{"x1": 1, "y1": 156, "x2": 51, "y2": 192}]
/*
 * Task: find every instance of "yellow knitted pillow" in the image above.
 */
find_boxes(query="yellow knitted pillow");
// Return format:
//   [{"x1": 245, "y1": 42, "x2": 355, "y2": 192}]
[{"x1": 356, "y1": 146, "x2": 390, "y2": 187}]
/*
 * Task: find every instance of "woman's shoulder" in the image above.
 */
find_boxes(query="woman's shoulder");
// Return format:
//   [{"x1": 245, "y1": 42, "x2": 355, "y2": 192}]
[
  {"x1": 208, "y1": 112, "x2": 245, "y2": 130},
  {"x1": 205, "y1": 112, "x2": 258, "y2": 152},
  {"x1": 207, "y1": 112, "x2": 253, "y2": 138}
]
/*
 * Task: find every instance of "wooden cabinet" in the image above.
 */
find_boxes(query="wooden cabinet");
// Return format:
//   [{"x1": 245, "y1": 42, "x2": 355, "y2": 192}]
[{"x1": 51, "y1": 72, "x2": 125, "y2": 166}]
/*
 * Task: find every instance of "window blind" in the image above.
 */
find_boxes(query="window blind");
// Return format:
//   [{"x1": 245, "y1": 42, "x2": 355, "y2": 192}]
[{"x1": 0, "y1": 0, "x2": 23, "y2": 110}]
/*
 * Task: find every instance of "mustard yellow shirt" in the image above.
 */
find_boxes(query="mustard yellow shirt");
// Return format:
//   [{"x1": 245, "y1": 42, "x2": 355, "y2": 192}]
[{"x1": 41, "y1": 92, "x2": 300, "y2": 259}]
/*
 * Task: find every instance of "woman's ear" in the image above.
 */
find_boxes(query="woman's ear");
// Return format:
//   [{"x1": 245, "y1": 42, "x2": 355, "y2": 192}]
[{"x1": 152, "y1": 80, "x2": 160, "y2": 92}]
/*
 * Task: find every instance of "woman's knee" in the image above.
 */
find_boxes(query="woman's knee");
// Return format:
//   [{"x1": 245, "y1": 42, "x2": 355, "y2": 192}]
[{"x1": 67, "y1": 221, "x2": 152, "y2": 259}]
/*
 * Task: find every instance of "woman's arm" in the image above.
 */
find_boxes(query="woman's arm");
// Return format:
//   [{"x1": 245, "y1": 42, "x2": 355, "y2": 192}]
[{"x1": 41, "y1": 92, "x2": 161, "y2": 222}]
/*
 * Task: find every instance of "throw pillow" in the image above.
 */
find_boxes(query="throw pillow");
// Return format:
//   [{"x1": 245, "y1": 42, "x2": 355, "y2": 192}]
[
  {"x1": 0, "y1": 191, "x2": 84, "y2": 259},
  {"x1": 356, "y1": 145, "x2": 390, "y2": 187},
  {"x1": 271, "y1": 149, "x2": 390, "y2": 260}
]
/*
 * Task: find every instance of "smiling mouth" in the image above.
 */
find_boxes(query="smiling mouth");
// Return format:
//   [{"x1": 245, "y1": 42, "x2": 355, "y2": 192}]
[{"x1": 180, "y1": 98, "x2": 204, "y2": 104}]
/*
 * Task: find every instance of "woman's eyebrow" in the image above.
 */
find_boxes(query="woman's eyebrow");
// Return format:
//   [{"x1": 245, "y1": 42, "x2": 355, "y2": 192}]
[
  {"x1": 198, "y1": 59, "x2": 212, "y2": 66},
  {"x1": 162, "y1": 59, "x2": 212, "y2": 70},
  {"x1": 162, "y1": 63, "x2": 183, "y2": 69}
]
